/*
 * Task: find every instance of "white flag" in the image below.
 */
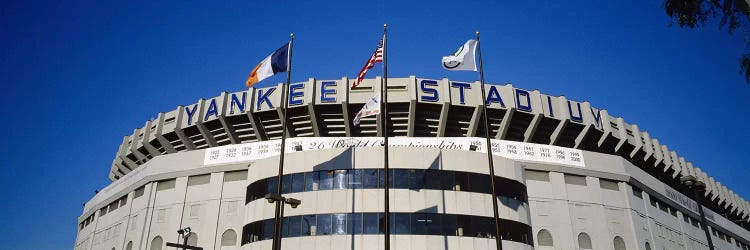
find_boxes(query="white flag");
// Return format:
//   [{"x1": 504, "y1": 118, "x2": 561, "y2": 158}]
[
  {"x1": 353, "y1": 94, "x2": 381, "y2": 126},
  {"x1": 442, "y1": 40, "x2": 477, "y2": 71}
]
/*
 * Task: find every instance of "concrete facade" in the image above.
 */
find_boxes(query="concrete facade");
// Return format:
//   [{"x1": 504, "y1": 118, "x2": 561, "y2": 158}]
[{"x1": 76, "y1": 77, "x2": 750, "y2": 250}]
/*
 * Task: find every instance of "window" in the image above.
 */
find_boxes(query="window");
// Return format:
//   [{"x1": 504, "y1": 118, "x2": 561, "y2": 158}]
[
  {"x1": 319, "y1": 171, "x2": 334, "y2": 190},
  {"x1": 126, "y1": 241, "x2": 133, "y2": 250},
  {"x1": 362, "y1": 213, "x2": 380, "y2": 234},
  {"x1": 221, "y1": 229, "x2": 237, "y2": 247},
  {"x1": 645, "y1": 242, "x2": 651, "y2": 250},
  {"x1": 224, "y1": 170, "x2": 247, "y2": 182},
  {"x1": 282, "y1": 216, "x2": 298, "y2": 237},
  {"x1": 613, "y1": 236, "x2": 626, "y2": 250},
  {"x1": 134, "y1": 186, "x2": 145, "y2": 198},
  {"x1": 156, "y1": 179, "x2": 175, "y2": 191},
  {"x1": 600, "y1": 179, "x2": 620, "y2": 191},
  {"x1": 565, "y1": 174, "x2": 587, "y2": 186},
  {"x1": 150, "y1": 236, "x2": 163, "y2": 250},
  {"x1": 347, "y1": 213, "x2": 362, "y2": 234},
  {"x1": 291, "y1": 173, "x2": 305, "y2": 192},
  {"x1": 526, "y1": 170, "x2": 550, "y2": 182},
  {"x1": 537, "y1": 229, "x2": 553, "y2": 247},
  {"x1": 317, "y1": 214, "x2": 332, "y2": 235},
  {"x1": 305, "y1": 172, "x2": 319, "y2": 191},
  {"x1": 240, "y1": 213, "x2": 533, "y2": 245},
  {"x1": 332, "y1": 170, "x2": 347, "y2": 189},
  {"x1": 578, "y1": 232, "x2": 593, "y2": 249},
  {"x1": 408, "y1": 169, "x2": 425, "y2": 189},
  {"x1": 187, "y1": 174, "x2": 210, "y2": 186},
  {"x1": 332, "y1": 213, "x2": 347, "y2": 234},
  {"x1": 302, "y1": 215, "x2": 315, "y2": 236},
  {"x1": 362, "y1": 169, "x2": 379, "y2": 188},
  {"x1": 347, "y1": 170, "x2": 362, "y2": 189}
]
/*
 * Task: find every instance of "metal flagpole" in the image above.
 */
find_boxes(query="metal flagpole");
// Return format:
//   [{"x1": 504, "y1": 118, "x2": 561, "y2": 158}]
[
  {"x1": 381, "y1": 24, "x2": 391, "y2": 250},
  {"x1": 476, "y1": 31, "x2": 504, "y2": 250},
  {"x1": 271, "y1": 33, "x2": 294, "y2": 250}
]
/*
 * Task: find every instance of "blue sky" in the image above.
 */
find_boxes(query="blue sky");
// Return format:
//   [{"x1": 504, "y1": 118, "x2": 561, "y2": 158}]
[{"x1": 1, "y1": 0, "x2": 749, "y2": 249}]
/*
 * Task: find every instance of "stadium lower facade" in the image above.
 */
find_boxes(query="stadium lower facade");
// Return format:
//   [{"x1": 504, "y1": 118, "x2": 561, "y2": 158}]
[{"x1": 75, "y1": 76, "x2": 750, "y2": 250}]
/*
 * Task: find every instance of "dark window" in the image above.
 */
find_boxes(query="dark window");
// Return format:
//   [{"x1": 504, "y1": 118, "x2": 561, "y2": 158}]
[
  {"x1": 424, "y1": 170, "x2": 442, "y2": 190},
  {"x1": 319, "y1": 171, "x2": 334, "y2": 190},
  {"x1": 441, "y1": 171, "x2": 456, "y2": 191},
  {"x1": 291, "y1": 173, "x2": 305, "y2": 193},
  {"x1": 302, "y1": 215, "x2": 315, "y2": 236},
  {"x1": 317, "y1": 214, "x2": 332, "y2": 235},
  {"x1": 443, "y1": 214, "x2": 457, "y2": 236},
  {"x1": 267, "y1": 178, "x2": 278, "y2": 195},
  {"x1": 409, "y1": 169, "x2": 425, "y2": 189},
  {"x1": 393, "y1": 169, "x2": 410, "y2": 189},
  {"x1": 286, "y1": 216, "x2": 301, "y2": 237},
  {"x1": 362, "y1": 169, "x2": 379, "y2": 188},
  {"x1": 468, "y1": 172, "x2": 490, "y2": 193},
  {"x1": 392, "y1": 213, "x2": 410, "y2": 234},
  {"x1": 454, "y1": 172, "x2": 469, "y2": 191},
  {"x1": 305, "y1": 172, "x2": 319, "y2": 191},
  {"x1": 281, "y1": 175, "x2": 292, "y2": 194},
  {"x1": 363, "y1": 213, "x2": 380, "y2": 234},
  {"x1": 262, "y1": 220, "x2": 274, "y2": 240},
  {"x1": 348, "y1": 213, "x2": 362, "y2": 234},
  {"x1": 348, "y1": 170, "x2": 363, "y2": 189}
]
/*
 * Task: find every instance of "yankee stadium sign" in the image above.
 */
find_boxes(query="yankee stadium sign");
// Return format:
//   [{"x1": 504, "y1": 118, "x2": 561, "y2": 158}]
[{"x1": 179, "y1": 77, "x2": 605, "y2": 131}]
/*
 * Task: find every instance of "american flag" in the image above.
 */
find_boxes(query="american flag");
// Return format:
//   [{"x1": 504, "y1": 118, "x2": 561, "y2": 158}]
[{"x1": 351, "y1": 35, "x2": 384, "y2": 89}]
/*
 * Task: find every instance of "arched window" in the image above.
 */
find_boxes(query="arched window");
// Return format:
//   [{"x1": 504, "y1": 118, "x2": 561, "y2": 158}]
[
  {"x1": 186, "y1": 233, "x2": 198, "y2": 246},
  {"x1": 126, "y1": 241, "x2": 133, "y2": 250},
  {"x1": 537, "y1": 229, "x2": 554, "y2": 247},
  {"x1": 221, "y1": 229, "x2": 238, "y2": 247},
  {"x1": 577, "y1": 232, "x2": 593, "y2": 249},
  {"x1": 645, "y1": 242, "x2": 652, "y2": 250},
  {"x1": 150, "y1": 236, "x2": 163, "y2": 250},
  {"x1": 613, "y1": 236, "x2": 626, "y2": 250}
]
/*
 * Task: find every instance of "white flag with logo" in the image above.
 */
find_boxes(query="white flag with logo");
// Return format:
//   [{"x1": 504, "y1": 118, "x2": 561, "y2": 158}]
[
  {"x1": 353, "y1": 94, "x2": 380, "y2": 126},
  {"x1": 442, "y1": 40, "x2": 477, "y2": 71}
]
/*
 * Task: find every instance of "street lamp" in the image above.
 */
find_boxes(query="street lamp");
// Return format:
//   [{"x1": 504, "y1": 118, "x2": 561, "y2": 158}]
[
  {"x1": 680, "y1": 175, "x2": 715, "y2": 250},
  {"x1": 265, "y1": 193, "x2": 301, "y2": 250}
]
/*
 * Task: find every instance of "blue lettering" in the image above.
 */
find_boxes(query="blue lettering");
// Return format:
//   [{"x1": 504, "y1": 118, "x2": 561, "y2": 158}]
[
  {"x1": 486, "y1": 85, "x2": 506, "y2": 107},
  {"x1": 230, "y1": 92, "x2": 246, "y2": 114},
  {"x1": 591, "y1": 108, "x2": 602, "y2": 128},
  {"x1": 320, "y1": 81, "x2": 337, "y2": 103},
  {"x1": 204, "y1": 99, "x2": 219, "y2": 121},
  {"x1": 256, "y1": 88, "x2": 275, "y2": 110},
  {"x1": 515, "y1": 89, "x2": 532, "y2": 112},
  {"x1": 185, "y1": 104, "x2": 198, "y2": 125},
  {"x1": 288, "y1": 83, "x2": 304, "y2": 105},
  {"x1": 567, "y1": 101, "x2": 583, "y2": 122},
  {"x1": 547, "y1": 96, "x2": 554, "y2": 117},
  {"x1": 420, "y1": 80, "x2": 439, "y2": 102},
  {"x1": 451, "y1": 82, "x2": 471, "y2": 104}
]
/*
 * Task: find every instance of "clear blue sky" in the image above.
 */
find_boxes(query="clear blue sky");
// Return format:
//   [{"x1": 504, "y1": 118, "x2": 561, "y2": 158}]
[{"x1": 1, "y1": 0, "x2": 748, "y2": 249}]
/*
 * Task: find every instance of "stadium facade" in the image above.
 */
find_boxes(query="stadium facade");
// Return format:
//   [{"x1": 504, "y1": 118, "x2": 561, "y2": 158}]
[{"x1": 75, "y1": 76, "x2": 750, "y2": 250}]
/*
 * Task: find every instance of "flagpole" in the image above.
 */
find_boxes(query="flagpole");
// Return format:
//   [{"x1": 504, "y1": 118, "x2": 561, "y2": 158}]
[
  {"x1": 381, "y1": 23, "x2": 391, "y2": 250},
  {"x1": 271, "y1": 33, "x2": 293, "y2": 250},
  {"x1": 476, "y1": 31, "x2": 503, "y2": 250}
]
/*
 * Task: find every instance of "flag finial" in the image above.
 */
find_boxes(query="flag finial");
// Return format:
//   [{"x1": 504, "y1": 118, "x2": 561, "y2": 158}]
[
  {"x1": 384, "y1": 24, "x2": 387, "y2": 28},
  {"x1": 290, "y1": 33, "x2": 294, "y2": 38},
  {"x1": 476, "y1": 31, "x2": 479, "y2": 35}
]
